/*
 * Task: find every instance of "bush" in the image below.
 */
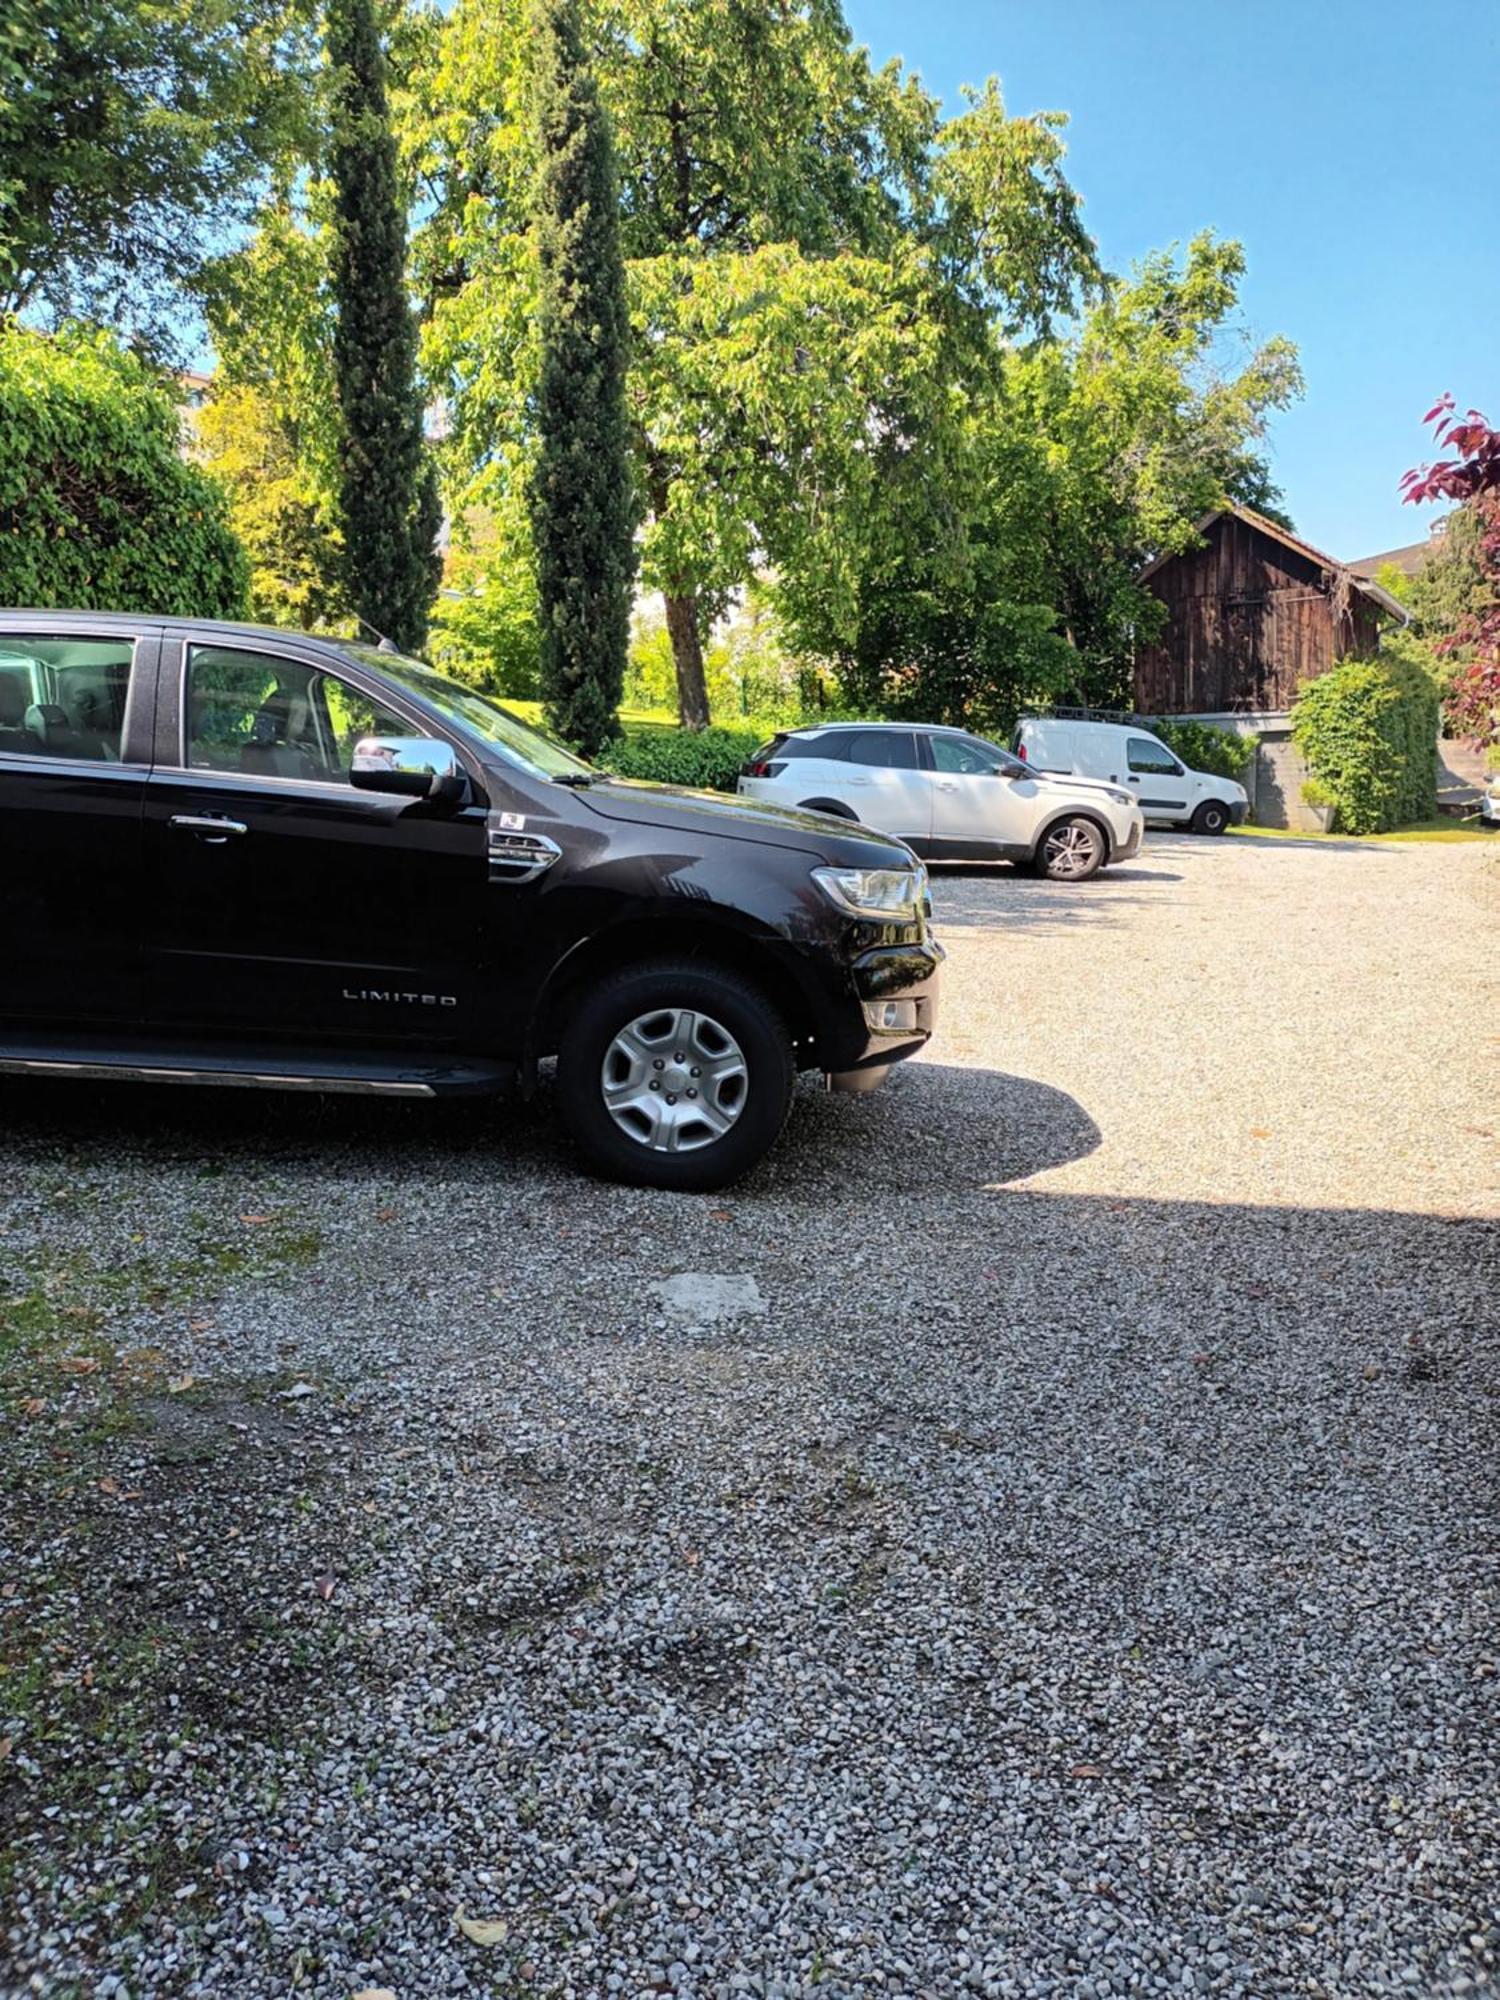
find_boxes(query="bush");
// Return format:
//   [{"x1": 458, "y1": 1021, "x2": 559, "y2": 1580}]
[
  {"x1": 1151, "y1": 717, "x2": 1258, "y2": 782},
  {"x1": 0, "y1": 324, "x2": 248, "y2": 616},
  {"x1": 595, "y1": 725, "x2": 765, "y2": 792},
  {"x1": 1291, "y1": 654, "x2": 1439, "y2": 834}
]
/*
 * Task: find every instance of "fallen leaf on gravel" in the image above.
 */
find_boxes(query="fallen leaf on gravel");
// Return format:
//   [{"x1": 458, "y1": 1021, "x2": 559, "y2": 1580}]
[
  {"x1": 1070, "y1": 1763, "x2": 1105, "y2": 1779},
  {"x1": 189, "y1": 1317, "x2": 214, "y2": 1332},
  {"x1": 239, "y1": 1213, "x2": 275, "y2": 1226},
  {"x1": 1363, "y1": 1363, "x2": 1382, "y2": 1381},
  {"x1": 1249, "y1": 1127, "x2": 1272, "y2": 1139},
  {"x1": 709, "y1": 1209, "x2": 733, "y2": 1222},
  {"x1": 455, "y1": 1909, "x2": 509, "y2": 1946},
  {"x1": 167, "y1": 1374, "x2": 195, "y2": 1394},
  {"x1": 97, "y1": 1477, "x2": 121, "y2": 1496},
  {"x1": 1191, "y1": 1353, "x2": 1212, "y2": 1367},
  {"x1": 314, "y1": 1574, "x2": 336, "y2": 1601},
  {"x1": 21, "y1": 1397, "x2": 46, "y2": 1418},
  {"x1": 351, "y1": 1990, "x2": 398, "y2": 1999},
  {"x1": 375, "y1": 1207, "x2": 398, "y2": 1222},
  {"x1": 58, "y1": 1356, "x2": 100, "y2": 1375},
  {"x1": 0, "y1": 1737, "x2": 13, "y2": 1761}
]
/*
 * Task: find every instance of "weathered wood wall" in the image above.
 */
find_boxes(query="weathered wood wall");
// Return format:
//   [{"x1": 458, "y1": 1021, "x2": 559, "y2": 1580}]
[{"x1": 1134, "y1": 512, "x2": 1385, "y2": 714}]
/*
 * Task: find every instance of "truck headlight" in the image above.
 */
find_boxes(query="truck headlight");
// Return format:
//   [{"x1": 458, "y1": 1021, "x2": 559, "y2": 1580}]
[{"x1": 812, "y1": 865, "x2": 924, "y2": 920}]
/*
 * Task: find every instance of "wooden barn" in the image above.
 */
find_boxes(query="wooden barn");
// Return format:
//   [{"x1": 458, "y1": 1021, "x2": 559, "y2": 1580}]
[{"x1": 1133, "y1": 502, "x2": 1407, "y2": 716}]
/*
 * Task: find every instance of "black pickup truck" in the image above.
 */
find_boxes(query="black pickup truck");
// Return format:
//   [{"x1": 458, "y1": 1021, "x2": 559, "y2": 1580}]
[{"x1": 0, "y1": 612, "x2": 942, "y2": 1189}]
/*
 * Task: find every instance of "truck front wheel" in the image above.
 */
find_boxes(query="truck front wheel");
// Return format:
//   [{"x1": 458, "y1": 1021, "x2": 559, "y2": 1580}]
[{"x1": 557, "y1": 960, "x2": 795, "y2": 1190}]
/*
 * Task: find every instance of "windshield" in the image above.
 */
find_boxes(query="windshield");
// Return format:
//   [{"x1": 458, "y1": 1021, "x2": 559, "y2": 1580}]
[{"x1": 344, "y1": 646, "x2": 594, "y2": 781}]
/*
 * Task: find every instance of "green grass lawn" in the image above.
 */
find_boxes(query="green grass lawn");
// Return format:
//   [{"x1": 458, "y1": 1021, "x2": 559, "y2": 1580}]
[
  {"x1": 502, "y1": 699, "x2": 679, "y2": 734},
  {"x1": 1231, "y1": 819, "x2": 1493, "y2": 845}
]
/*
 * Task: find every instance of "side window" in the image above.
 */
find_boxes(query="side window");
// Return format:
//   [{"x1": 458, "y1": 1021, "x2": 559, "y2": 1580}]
[
  {"x1": 1127, "y1": 735, "x2": 1183, "y2": 776},
  {"x1": 801, "y1": 734, "x2": 850, "y2": 762},
  {"x1": 844, "y1": 729, "x2": 917, "y2": 770},
  {"x1": 186, "y1": 648, "x2": 411, "y2": 783},
  {"x1": 0, "y1": 636, "x2": 134, "y2": 762},
  {"x1": 932, "y1": 734, "x2": 1006, "y2": 775}
]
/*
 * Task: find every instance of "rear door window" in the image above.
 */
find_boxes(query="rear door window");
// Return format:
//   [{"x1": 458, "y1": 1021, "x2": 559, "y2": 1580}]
[
  {"x1": 0, "y1": 636, "x2": 136, "y2": 761},
  {"x1": 843, "y1": 729, "x2": 918, "y2": 770}
]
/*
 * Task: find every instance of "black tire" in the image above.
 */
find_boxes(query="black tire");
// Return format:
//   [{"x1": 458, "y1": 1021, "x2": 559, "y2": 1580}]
[
  {"x1": 1032, "y1": 815, "x2": 1107, "y2": 883},
  {"x1": 1192, "y1": 799, "x2": 1231, "y2": 835},
  {"x1": 556, "y1": 959, "x2": 795, "y2": 1191},
  {"x1": 797, "y1": 798, "x2": 859, "y2": 820}
]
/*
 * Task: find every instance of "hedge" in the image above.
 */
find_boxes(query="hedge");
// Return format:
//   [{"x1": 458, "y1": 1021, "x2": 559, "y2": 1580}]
[
  {"x1": 594, "y1": 725, "x2": 765, "y2": 792},
  {"x1": 0, "y1": 323, "x2": 248, "y2": 617},
  {"x1": 1152, "y1": 717, "x2": 1257, "y2": 783},
  {"x1": 1291, "y1": 654, "x2": 1439, "y2": 834}
]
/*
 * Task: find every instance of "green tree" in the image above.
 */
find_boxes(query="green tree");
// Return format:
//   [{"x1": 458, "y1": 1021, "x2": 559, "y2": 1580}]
[
  {"x1": 327, "y1": 0, "x2": 440, "y2": 651},
  {"x1": 0, "y1": 0, "x2": 316, "y2": 350},
  {"x1": 197, "y1": 201, "x2": 347, "y2": 628},
  {"x1": 530, "y1": 0, "x2": 635, "y2": 753},
  {"x1": 0, "y1": 322, "x2": 247, "y2": 614},
  {"x1": 822, "y1": 233, "x2": 1301, "y2": 727},
  {"x1": 407, "y1": 3, "x2": 1101, "y2": 725}
]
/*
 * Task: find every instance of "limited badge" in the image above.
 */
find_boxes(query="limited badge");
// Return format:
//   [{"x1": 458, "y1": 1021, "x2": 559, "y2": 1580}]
[{"x1": 498, "y1": 811, "x2": 526, "y2": 830}]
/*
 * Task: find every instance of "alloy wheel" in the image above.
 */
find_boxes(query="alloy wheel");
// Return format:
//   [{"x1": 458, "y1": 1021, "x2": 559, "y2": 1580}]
[
  {"x1": 1042, "y1": 820, "x2": 1103, "y2": 879},
  {"x1": 601, "y1": 1006, "x2": 749, "y2": 1153}
]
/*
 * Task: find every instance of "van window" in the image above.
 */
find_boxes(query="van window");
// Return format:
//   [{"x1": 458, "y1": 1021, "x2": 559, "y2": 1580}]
[{"x1": 1127, "y1": 735, "x2": 1183, "y2": 777}]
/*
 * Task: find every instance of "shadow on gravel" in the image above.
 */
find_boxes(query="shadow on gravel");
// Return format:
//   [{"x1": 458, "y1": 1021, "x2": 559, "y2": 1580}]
[{"x1": 0, "y1": 1056, "x2": 1102, "y2": 1202}]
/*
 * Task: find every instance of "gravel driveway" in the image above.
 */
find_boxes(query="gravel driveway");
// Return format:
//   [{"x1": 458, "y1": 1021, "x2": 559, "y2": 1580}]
[{"x1": 2, "y1": 833, "x2": 1496, "y2": 2000}]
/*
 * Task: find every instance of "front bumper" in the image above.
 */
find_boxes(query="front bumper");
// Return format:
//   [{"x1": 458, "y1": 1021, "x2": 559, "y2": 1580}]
[
  {"x1": 1228, "y1": 800, "x2": 1248, "y2": 826},
  {"x1": 809, "y1": 936, "x2": 943, "y2": 1074},
  {"x1": 1112, "y1": 819, "x2": 1144, "y2": 861}
]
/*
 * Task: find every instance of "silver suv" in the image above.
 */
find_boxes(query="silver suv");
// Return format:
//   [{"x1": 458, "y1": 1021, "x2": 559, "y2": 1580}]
[{"x1": 738, "y1": 723, "x2": 1144, "y2": 882}]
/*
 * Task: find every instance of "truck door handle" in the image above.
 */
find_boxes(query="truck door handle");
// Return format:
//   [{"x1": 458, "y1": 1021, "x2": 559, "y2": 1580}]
[{"x1": 169, "y1": 813, "x2": 248, "y2": 842}]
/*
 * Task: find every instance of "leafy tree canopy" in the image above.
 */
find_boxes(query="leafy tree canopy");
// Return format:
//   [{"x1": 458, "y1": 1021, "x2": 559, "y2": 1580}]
[{"x1": 0, "y1": 0, "x2": 317, "y2": 351}]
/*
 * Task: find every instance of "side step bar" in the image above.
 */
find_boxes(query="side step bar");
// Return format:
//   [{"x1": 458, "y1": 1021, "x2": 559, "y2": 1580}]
[{"x1": 0, "y1": 1038, "x2": 515, "y2": 1099}]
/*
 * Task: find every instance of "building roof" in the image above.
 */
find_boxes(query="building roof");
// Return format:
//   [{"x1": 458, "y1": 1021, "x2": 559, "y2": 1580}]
[
  {"x1": 1348, "y1": 538, "x2": 1433, "y2": 581},
  {"x1": 1137, "y1": 500, "x2": 1410, "y2": 624}
]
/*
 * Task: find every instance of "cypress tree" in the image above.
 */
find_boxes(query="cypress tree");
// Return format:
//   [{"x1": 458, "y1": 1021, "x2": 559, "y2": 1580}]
[
  {"x1": 326, "y1": 0, "x2": 440, "y2": 652},
  {"x1": 530, "y1": 0, "x2": 635, "y2": 755}
]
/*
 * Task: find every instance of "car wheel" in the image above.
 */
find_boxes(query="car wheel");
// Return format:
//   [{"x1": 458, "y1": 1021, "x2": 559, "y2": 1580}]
[
  {"x1": 1034, "y1": 816, "x2": 1106, "y2": 882},
  {"x1": 797, "y1": 798, "x2": 859, "y2": 820},
  {"x1": 557, "y1": 960, "x2": 795, "y2": 1191},
  {"x1": 1192, "y1": 800, "x2": 1231, "y2": 835}
]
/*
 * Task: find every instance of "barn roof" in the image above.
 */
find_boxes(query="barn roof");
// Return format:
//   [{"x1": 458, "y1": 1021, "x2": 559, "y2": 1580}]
[{"x1": 1137, "y1": 501, "x2": 1411, "y2": 624}]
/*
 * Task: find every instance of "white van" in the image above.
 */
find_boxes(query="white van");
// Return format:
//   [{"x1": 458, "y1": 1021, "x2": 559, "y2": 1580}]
[{"x1": 1011, "y1": 717, "x2": 1247, "y2": 834}]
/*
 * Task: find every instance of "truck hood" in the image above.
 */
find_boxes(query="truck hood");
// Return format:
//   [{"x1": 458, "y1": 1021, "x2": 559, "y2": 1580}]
[{"x1": 577, "y1": 778, "x2": 915, "y2": 866}]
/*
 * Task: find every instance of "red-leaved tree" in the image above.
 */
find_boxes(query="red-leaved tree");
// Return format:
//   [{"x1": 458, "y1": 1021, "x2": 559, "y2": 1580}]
[{"x1": 1403, "y1": 395, "x2": 1500, "y2": 748}]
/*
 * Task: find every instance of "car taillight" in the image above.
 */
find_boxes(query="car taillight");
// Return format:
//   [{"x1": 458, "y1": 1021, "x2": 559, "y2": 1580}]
[
  {"x1": 1016, "y1": 743, "x2": 1028, "y2": 762},
  {"x1": 743, "y1": 760, "x2": 784, "y2": 778}
]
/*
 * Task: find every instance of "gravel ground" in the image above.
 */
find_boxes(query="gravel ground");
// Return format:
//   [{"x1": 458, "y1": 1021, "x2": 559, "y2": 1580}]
[{"x1": 1, "y1": 831, "x2": 1496, "y2": 2000}]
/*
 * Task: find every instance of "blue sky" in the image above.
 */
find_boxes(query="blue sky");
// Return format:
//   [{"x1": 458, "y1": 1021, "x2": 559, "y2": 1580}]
[{"x1": 846, "y1": 0, "x2": 1500, "y2": 561}]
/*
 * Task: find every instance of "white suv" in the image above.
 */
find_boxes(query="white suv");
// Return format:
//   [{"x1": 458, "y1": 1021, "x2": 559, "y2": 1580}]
[{"x1": 738, "y1": 723, "x2": 1143, "y2": 881}]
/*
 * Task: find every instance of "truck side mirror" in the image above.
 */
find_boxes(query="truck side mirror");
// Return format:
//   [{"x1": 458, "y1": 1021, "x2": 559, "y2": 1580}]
[{"x1": 350, "y1": 736, "x2": 464, "y2": 803}]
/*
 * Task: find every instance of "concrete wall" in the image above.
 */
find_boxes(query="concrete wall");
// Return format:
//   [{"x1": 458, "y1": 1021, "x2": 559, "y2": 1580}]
[{"x1": 1165, "y1": 710, "x2": 1322, "y2": 831}]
